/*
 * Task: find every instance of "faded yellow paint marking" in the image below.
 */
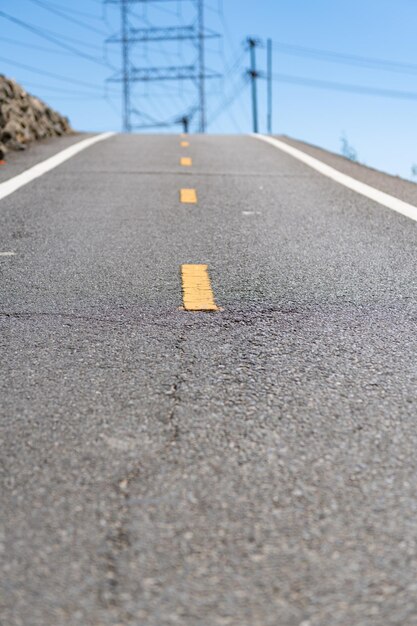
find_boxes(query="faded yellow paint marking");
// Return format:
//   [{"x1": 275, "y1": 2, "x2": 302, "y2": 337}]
[
  {"x1": 180, "y1": 157, "x2": 192, "y2": 166},
  {"x1": 181, "y1": 141, "x2": 190, "y2": 147},
  {"x1": 180, "y1": 188, "x2": 197, "y2": 204},
  {"x1": 181, "y1": 264, "x2": 219, "y2": 311}
]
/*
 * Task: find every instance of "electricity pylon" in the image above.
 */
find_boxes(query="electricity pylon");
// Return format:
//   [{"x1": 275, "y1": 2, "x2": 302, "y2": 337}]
[{"x1": 105, "y1": 0, "x2": 221, "y2": 133}]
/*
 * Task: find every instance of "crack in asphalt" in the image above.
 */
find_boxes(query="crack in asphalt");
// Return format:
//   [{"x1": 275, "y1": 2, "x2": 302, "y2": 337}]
[
  {"x1": 166, "y1": 333, "x2": 190, "y2": 444},
  {"x1": 96, "y1": 330, "x2": 191, "y2": 618},
  {"x1": 98, "y1": 466, "x2": 140, "y2": 623}
]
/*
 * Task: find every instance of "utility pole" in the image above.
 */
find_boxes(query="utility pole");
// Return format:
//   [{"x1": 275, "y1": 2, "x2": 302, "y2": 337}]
[
  {"x1": 121, "y1": 0, "x2": 131, "y2": 132},
  {"x1": 267, "y1": 38, "x2": 272, "y2": 134},
  {"x1": 197, "y1": 0, "x2": 205, "y2": 133},
  {"x1": 247, "y1": 37, "x2": 259, "y2": 134}
]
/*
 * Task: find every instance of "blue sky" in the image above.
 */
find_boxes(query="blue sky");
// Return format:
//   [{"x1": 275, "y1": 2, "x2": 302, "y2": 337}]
[{"x1": 2, "y1": 0, "x2": 417, "y2": 179}]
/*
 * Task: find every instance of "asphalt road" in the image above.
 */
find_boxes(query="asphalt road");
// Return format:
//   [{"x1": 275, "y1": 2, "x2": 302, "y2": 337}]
[{"x1": 1, "y1": 133, "x2": 416, "y2": 626}]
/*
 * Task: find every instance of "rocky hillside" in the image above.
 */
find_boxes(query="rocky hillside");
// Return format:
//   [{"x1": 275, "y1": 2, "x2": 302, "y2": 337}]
[{"x1": 0, "y1": 75, "x2": 72, "y2": 160}]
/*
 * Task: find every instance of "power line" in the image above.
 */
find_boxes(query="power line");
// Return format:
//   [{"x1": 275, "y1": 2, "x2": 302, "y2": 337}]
[
  {"x1": 223, "y1": 46, "x2": 246, "y2": 79},
  {"x1": 0, "y1": 9, "x2": 111, "y2": 68},
  {"x1": 2, "y1": 19, "x2": 104, "y2": 52},
  {"x1": 25, "y1": 0, "x2": 105, "y2": 21},
  {"x1": 0, "y1": 55, "x2": 118, "y2": 94},
  {"x1": 273, "y1": 41, "x2": 417, "y2": 76},
  {"x1": 17, "y1": 80, "x2": 107, "y2": 97},
  {"x1": 0, "y1": 36, "x2": 79, "y2": 57},
  {"x1": 207, "y1": 75, "x2": 249, "y2": 127},
  {"x1": 37, "y1": 94, "x2": 112, "y2": 100},
  {"x1": 25, "y1": 0, "x2": 108, "y2": 35},
  {"x1": 206, "y1": 42, "x2": 247, "y2": 127},
  {"x1": 272, "y1": 72, "x2": 417, "y2": 101}
]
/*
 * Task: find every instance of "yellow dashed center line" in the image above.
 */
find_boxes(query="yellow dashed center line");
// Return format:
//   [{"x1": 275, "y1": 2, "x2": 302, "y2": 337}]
[
  {"x1": 177, "y1": 143, "x2": 215, "y2": 310},
  {"x1": 181, "y1": 264, "x2": 219, "y2": 311},
  {"x1": 180, "y1": 188, "x2": 197, "y2": 203}
]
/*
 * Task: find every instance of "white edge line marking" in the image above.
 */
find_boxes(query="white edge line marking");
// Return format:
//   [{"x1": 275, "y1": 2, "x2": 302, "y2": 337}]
[
  {"x1": 0, "y1": 132, "x2": 116, "y2": 202},
  {"x1": 253, "y1": 134, "x2": 417, "y2": 224},
  {"x1": 0, "y1": 251, "x2": 16, "y2": 256}
]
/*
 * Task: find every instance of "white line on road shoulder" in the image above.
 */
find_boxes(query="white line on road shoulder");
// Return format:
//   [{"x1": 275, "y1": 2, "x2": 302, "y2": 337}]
[
  {"x1": 254, "y1": 134, "x2": 417, "y2": 224},
  {"x1": 0, "y1": 132, "x2": 115, "y2": 203}
]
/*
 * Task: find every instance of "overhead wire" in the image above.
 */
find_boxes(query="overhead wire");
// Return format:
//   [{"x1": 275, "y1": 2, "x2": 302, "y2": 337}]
[
  {"x1": 0, "y1": 11, "x2": 105, "y2": 52},
  {"x1": 12, "y1": 84, "x2": 110, "y2": 102},
  {"x1": 206, "y1": 43, "x2": 247, "y2": 129},
  {"x1": 0, "y1": 9, "x2": 112, "y2": 68},
  {"x1": 272, "y1": 41, "x2": 417, "y2": 76},
  {"x1": 0, "y1": 35, "x2": 79, "y2": 57},
  {"x1": 272, "y1": 72, "x2": 417, "y2": 101},
  {"x1": 6, "y1": 1, "x2": 417, "y2": 132},
  {"x1": 26, "y1": 0, "x2": 105, "y2": 21},
  {"x1": 210, "y1": 1, "x2": 250, "y2": 128},
  {"x1": 17, "y1": 80, "x2": 109, "y2": 98},
  {"x1": 25, "y1": 0, "x2": 108, "y2": 36},
  {"x1": 0, "y1": 2, "x2": 122, "y2": 124},
  {"x1": 0, "y1": 55, "x2": 119, "y2": 95},
  {"x1": 207, "y1": 75, "x2": 250, "y2": 127}
]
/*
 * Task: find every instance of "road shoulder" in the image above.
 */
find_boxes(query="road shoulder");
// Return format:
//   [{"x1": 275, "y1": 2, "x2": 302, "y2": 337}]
[
  {"x1": 278, "y1": 134, "x2": 417, "y2": 208},
  {"x1": 0, "y1": 133, "x2": 97, "y2": 184}
]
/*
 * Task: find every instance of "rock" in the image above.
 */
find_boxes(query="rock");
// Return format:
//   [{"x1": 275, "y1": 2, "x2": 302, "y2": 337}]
[
  {"x1": 7, "y1": 139, "x2": 26, "y2": 151},
  {"x1": 0, "y1": 74, "x2": 72, "y2": 153}
]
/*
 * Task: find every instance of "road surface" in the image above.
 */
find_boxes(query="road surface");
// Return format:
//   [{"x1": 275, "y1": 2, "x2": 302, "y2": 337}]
[{"x1": 1, "y1": 133, "x2": 416, "y2": 626}]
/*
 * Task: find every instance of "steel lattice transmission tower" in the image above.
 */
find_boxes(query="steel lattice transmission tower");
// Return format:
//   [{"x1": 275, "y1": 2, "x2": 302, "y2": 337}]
[{"x1": 105, "y1": 0, "x2": 221, "y2": 133}]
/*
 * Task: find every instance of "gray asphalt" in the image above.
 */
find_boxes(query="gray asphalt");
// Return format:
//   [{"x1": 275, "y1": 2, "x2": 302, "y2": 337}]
[{"x1": 1, "y1": 134, "x2": 416, "y2": 626}]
